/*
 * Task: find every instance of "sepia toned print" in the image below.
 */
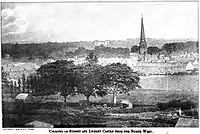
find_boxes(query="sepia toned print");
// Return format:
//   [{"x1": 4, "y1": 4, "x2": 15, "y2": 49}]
[{"x1": 1, "y1": 2, "x2": 199, "y2": 128}]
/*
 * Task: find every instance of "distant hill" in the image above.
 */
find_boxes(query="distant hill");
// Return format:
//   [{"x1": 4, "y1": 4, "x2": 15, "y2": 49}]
[
  {"x1": 1, "y1": 39, "x2": 198, "y2": 59},
  {"x1": 162, "y1": 41, "x2": 198, "y2": 54},
  {"x1": 108, "y1": 38, "x2": 194, "y2": 49}
]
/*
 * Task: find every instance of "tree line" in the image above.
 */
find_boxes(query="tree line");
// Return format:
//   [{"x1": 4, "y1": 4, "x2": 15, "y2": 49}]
[
  {"x1": 73, "y1": 45, "x2": 130, "y2": 58},
  {"x1": 2, "y1": 41, "x2": 198, "y2": 60},
  {"x1": 131, "y1": 41, "x2": 198, "y2": 55},
  {"x1": 2, "y1": 69, "x2": 37, "y2": 98},
  {"x1": 2, "y1": 42, "x2": 130, "y2": 59},
  {"x1": 131, "y1": 46, "x2": 161, "y2": 55}
]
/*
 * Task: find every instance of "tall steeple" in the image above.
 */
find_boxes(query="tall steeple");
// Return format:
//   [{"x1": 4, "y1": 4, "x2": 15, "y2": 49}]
[
  {"x1": 140, "y1": 15, "x2": 146, "y2": 44},
  {"x1": 139, "y1": 15, "x2": 147, "y2": 61}
]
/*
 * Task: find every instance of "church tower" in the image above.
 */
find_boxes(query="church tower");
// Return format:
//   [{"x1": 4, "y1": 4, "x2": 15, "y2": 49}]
[{"x1": 139, "y1": 15, "x2": 147, "y2": 61}]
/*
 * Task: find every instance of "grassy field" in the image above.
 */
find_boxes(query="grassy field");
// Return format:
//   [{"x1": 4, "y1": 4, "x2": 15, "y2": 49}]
[
  {"x1": 2, "y1": 101, "x2": 179, "y2": 127},
  {"x1": 2, "y1": 88, "x2": 198, "y2": 127},
  {"x1": 33, "y1": 89, "x2": 198, "y2": 105}
]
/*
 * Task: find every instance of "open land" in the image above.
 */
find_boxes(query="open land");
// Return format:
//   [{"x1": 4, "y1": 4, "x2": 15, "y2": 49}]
[{"x1": 3, "y1": 88, "x2": 198, "y2": 127}]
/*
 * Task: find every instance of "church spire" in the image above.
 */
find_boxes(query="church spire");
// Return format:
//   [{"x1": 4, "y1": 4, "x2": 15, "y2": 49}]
[
  {"x1": 139, "y1": 15, "x2": 147, "y2": 60},
  {"x1": 140, "y1": 15, "x2": 146, "y2": 43}
]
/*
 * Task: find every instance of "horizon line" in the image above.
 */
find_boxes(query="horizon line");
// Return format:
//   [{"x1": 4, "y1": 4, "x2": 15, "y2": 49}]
[{"x1": 1, "y1": 38, "x2": 198, "y2": 44}]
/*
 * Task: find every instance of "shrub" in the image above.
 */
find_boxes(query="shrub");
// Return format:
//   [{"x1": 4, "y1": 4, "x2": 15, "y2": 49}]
[
  {"x1": 168, "y1": 99, "x2": 181, "y2": 108},
  {"x1": 156, "y1": 102, "x2": 168, "y2": 111},
  {"x1": 181, "y1": 100, "x2": 197, "y2": 110},
  {"x1": 184, "y1": 109, "x2": 198, "y2": 117},
  {"x1": 157, "y1": 99, "x2": 197, "y2": 111}
]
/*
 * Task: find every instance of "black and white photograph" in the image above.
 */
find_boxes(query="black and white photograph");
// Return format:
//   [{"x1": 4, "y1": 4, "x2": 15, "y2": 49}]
[{"x1": 1, "y1": 0, "x2": 199, "y2": 129}]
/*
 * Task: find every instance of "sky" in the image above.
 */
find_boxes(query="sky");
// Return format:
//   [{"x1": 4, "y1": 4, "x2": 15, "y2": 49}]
[{"x1": 1, "y1": 2, "x2": 198, "y2": 43}]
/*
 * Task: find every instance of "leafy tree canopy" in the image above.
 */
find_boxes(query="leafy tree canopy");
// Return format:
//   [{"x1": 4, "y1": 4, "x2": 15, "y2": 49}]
[
  {"x1": 75, "y1": 62, "x2": 107, "y2": 103},
  {"x1": 99, "y1": 63, "x2": 141, "y2": 94},
  {"x1": 131, "y1": 45, "x2": 139, "y2": 53},
  {"x1": 147, "y1": 46, "x2": 161, "y2": 55},
  {"x1": 36, "y1": 60, "x2": 77, "y2": 101}
]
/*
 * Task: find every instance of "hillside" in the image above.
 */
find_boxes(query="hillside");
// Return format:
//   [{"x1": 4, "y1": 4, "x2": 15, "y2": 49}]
[
  {"x1": 1, "y1": 39, "x2": 198, "y2": 59},
  {"x1": 162, "y1": 41, "x2": 198, "y2": 54}
]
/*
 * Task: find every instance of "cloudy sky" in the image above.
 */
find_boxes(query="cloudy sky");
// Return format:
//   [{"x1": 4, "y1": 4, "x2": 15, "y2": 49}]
[{"x1": 1, "y1": 2, "x2": 198, "y2": 43}]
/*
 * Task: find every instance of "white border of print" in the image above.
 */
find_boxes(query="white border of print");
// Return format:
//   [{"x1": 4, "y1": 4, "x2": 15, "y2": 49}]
[{"x1": 0, "y1": 1, "x2": 199, "y2": 134}]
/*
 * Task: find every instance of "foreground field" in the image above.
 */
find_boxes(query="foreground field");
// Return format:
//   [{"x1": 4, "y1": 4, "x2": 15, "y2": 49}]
[
  {"x1": 2, "y1": 102, "x2": 179, "y2": 127},
  {"x1": 3, "y1": 88, "x2": 198, "y2": 127},
  {"x1": 3, "y1": 101, "x2": 197, "y2": 127}
]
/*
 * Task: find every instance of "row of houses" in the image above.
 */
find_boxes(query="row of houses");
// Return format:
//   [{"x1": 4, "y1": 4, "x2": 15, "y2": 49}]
[{"x1": 67, "y1": 55, "x2": 198, "y2": 75}]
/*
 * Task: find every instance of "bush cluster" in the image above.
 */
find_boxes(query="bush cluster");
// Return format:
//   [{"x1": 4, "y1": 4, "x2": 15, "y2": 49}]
[{"x1": 156, "y1": 99, "x2": 197, "y2": 111}]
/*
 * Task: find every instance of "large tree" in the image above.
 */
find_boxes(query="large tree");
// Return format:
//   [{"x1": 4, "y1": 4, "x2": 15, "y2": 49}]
[
  {"x1": 75, "y1": 63, "x2": 107, "y2": 104},
  {"x1": 86, "y1": 52, "x2": 98, "y2": 63},
  {"x1": 131, "y1": 45, "x2": 139, "y2": 53},
  {"x1": 36, "y1": 60, "x2": 77, "y2": 102},
  {"x1": 99, "y1": 63, "x2": 141, "y2": 104}
]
